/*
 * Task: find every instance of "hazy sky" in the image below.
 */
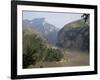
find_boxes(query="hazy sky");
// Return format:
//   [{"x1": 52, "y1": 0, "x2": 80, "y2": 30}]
[{"x1": 23, "y1": 11, "x2": 82, "y2": 29}]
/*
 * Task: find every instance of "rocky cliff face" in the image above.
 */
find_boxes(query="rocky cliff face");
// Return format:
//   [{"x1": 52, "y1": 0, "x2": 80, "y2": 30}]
[{"x1": 57, "y1": 19, "x2": 89, "y2": 51}]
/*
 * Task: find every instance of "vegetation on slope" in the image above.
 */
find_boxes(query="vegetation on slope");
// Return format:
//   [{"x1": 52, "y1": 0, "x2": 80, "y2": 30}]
[{"x1": 23, "y1": 28, "x2": 64, "y2": 68}]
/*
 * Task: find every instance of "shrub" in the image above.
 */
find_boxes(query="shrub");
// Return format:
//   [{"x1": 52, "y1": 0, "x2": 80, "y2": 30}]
[
  {"x1": 23, "y1": 32, "x2": 45, "y2": 68},
  {"x1": 45, "y1": 48, "x2": 64, "y2": 62}
]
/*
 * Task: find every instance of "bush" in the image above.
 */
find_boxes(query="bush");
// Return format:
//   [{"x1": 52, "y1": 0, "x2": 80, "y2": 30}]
[
  {"x1": 23, "y1": 32, "x2": 45, "y2": 68},
  {"x1": 45, "y1": 48, "x2": 64, "y2": 62}
]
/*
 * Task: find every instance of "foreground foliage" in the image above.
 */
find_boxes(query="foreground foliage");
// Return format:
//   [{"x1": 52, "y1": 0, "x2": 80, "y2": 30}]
[{"x1": 23, "y1": 29, "x2": 64, "y2": 68}]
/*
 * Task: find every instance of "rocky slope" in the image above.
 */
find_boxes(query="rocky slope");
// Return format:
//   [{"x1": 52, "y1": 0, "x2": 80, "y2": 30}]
[
  {"x1": 57, "y1": 19, "x2": 89, "y2": 51},
  {"x1": 23, "y1": 18, "x2": 59, "y2": 45}
]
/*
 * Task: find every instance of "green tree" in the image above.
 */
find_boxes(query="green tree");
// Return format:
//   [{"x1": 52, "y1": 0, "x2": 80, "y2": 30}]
[
  {"x1": 23, "y1": 32, "x2": 46, "y2": 68},
  {"x1": 81, "y1": 13, "x2": 89, "y2": 23},
  {"x1": 45, "y1": 48, "x2": 64, "y2": 62}
]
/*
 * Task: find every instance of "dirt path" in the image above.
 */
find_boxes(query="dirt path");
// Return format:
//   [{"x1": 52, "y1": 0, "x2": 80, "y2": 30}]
[{"x1": 63, "y1": 50, "x2": 89, "y2": 66}]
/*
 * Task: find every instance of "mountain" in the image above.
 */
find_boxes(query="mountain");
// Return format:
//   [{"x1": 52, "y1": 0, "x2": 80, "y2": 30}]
[
  {"x1": 23, "y1": 20, "x2": 47, "y2": 42},
  {"x1": 57, "y1": 19, "x2": 89, "y2": 51},
  {"x1": 23, "y1": 18, "x2": 59, "y2": 45}
]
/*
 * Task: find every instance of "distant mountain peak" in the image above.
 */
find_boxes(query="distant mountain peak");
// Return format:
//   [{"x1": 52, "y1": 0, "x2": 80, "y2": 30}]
[
  {"x1": 31, "y1": 18, "x2": 45, "y2": 24},
  {"x1": 23, "y1": 18, "x2": 59, "y2": 45},
  {"x1": 23, "y1": 19, "x2": 30, "y2": 23}
]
